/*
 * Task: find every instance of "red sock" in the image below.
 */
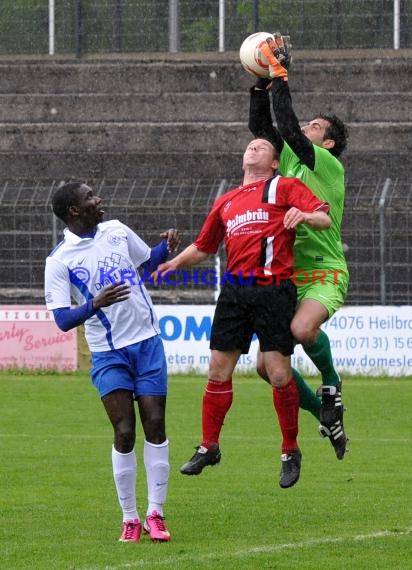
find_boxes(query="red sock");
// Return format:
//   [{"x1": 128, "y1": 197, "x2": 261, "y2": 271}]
[
  {"x1": 273, "y1": 378, "x2": 300, "y2": 453},
  {"x1": 201, "y1": 379, "x2": 233, "y2": 449}
]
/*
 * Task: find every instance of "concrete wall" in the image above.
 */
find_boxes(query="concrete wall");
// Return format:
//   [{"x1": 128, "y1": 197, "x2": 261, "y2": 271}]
[
  {"x1": 0, "y1": 52, "x2": 411, "y2": 305},
  {"x1": 0, "y1": 50, "x2": 410, "y2": 182}
]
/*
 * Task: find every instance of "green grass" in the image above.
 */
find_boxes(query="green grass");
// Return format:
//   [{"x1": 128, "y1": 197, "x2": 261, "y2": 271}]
[{"x1": 0, "y1": 373, "x2": 411, "y2": 569}]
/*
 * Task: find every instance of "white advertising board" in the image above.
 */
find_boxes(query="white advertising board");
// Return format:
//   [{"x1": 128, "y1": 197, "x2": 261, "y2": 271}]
[{"x1": 155, "y1": 305, "x2": 412, "y2": 377}]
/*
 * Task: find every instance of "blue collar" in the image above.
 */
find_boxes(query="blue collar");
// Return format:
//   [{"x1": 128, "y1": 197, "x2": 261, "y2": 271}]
[{"x1": 79, "y1": 230, "x2": 96, "y2": 239}]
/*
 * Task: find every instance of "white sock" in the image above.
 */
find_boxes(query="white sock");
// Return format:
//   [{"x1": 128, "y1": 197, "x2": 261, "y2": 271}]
[
  {"x1": 144, "y1": 439, "x2": 170, "y2": 517},
  {"x1": 112, "y1": 445, "x2": 139, "y2": 522}
]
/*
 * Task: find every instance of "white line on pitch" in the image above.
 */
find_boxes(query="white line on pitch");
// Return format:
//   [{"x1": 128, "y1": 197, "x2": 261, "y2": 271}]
[{"x1": 82, "y1": 527, "x2": 412, "y2": 570}]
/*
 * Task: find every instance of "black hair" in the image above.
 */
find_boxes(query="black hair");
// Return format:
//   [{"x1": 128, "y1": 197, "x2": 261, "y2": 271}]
[
  {"x1": 267, "y1": 140, "x2": 280, "y2": 161},
  {"x1": 51, "y1": 181, "x2": 84, "y2": 223},
  {"x1": 318, "y1": 114, "x2": 348, "y2": 157}
]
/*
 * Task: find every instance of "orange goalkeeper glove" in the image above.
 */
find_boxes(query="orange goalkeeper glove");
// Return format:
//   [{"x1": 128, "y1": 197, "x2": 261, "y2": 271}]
[
  {"x1": 271, "y1": 33, "x2": 292, "y2": 69},
  {"x1": 260, "y1": 33, "x2": 292, "y2": 81}
]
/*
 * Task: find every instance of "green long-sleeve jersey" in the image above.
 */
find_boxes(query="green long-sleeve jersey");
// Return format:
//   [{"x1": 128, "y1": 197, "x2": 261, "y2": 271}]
[{"x1": 280, "y1": 141, "x2": 348, "y2": 273}]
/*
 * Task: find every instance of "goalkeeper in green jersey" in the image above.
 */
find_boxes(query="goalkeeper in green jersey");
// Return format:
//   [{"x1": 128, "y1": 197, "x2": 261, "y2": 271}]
[{"x1": 248, "y1": 34, "x2": 349, "y2": 460}]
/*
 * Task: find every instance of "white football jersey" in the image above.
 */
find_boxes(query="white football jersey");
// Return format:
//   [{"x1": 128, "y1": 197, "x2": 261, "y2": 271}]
[{"x1": 45, "y1": 220, "x2": 160, "y2": 352}]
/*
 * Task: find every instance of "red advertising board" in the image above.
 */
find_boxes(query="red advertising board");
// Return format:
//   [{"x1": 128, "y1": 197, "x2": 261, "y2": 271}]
[{"x1": 0, "y1": 305, "x2": 77, "y2": 371}]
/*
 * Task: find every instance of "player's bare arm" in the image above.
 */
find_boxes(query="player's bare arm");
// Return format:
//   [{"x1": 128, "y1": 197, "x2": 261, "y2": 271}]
[
  {"x1": 153, "y1": 245, "x2": 209, "y2": 284},
  {"x1": 283, "y1": 208, "x2": 331, "y2": 230}
]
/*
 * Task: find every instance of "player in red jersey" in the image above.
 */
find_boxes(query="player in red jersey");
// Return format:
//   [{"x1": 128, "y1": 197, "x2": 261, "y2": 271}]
[{"x1": 157, "y1": 138, "x2": 330, "y2": 489}]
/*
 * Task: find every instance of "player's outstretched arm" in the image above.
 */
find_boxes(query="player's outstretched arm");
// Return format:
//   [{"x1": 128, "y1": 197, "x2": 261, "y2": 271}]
[
  {"x1": 154, "y1": 244, "x2": 209, "y2": 283},
  {"x1": 249, "y1": 80, "x2": 284, "y2": 154},
  {"x1": 140, "y1": 228, "x2": 182, "y2": 273},
  {"x1": 255, "y1": 31, "x2": 310, "y2": 162},
  {"x1": 271, "y1": 79, "x2": 316, "y2": 170}
]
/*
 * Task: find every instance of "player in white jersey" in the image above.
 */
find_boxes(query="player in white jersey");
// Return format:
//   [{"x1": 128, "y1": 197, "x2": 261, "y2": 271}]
[{"x1": 45, "y1": 181, "x2": 181, "y2": 543}]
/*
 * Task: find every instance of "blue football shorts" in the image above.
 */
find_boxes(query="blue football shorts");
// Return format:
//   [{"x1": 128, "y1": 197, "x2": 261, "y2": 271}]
[{"x1": 90, "y1": 335, "x2": 167, "y2": 398}]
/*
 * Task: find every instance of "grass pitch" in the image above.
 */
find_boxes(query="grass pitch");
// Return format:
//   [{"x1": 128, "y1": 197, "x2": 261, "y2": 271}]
[{"x1": 0, "y1": 372, "x2": 411, "y2": 569}]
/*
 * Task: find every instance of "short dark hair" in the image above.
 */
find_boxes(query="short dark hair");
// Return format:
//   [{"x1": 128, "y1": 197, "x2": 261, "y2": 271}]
[
  {"x1": 318, "y1": 114, "x2": 348, "y2": 157},
  {"x1": 52, "y1": 181, "x2": 83, "y2": 222},
  {"x1": 267, "y1": 140, "x2": 279, "y2": 161}
]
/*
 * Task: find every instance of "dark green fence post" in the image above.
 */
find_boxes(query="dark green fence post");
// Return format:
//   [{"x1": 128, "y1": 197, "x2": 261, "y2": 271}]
[
  {"x1": 253, "y1": 0, "x2": 259, "y2": 33},
  {"x1": 335, "y1": 0, "x2": 343, "y2": 48},
  {"x1": 111, "y1": 0, "x2": 123, "y2": 53},
  {"x1": 74, "y1": 0, "x2": 82, "y2": 58}
]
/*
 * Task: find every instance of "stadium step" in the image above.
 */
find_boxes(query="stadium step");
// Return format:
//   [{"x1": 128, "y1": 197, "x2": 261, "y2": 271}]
[
  {"x1": 0, "y1": 148, "x2": 408, "y2": 181},
  {"x1": 0, "y1": 121, "x2": 409, "y2": 152},
  {"x1": 0, "y1": 52, "x2": 409, "y2": 182},
  {"x1": 0, "y1": 53, "x2": 410, "y2": 94},
  {"x1": 0, "y1": 92, "x2": 411, "y2": 123}
]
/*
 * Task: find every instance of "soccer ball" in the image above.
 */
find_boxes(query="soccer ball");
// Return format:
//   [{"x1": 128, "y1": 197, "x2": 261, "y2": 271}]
[{"x1": 239, "y1": 32, "x2": 274, "y2": 78}]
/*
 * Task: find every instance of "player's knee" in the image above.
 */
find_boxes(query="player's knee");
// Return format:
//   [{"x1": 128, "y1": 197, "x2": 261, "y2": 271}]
[
  {"x1": 265, "y1": 364, "x2": 290, "y2": 388},
  {"x1": 268, "y1": 371, "x2": 290, "y2": 388},
  {"x1": 142, "y1": 415, "x2": 166, "y2": 444},
  {"x1": 291, "y1": 318, "x2": 317, "y2": 345},
  {"x1": 114, "y1": 424, "x2": 136, "y2": 453}
]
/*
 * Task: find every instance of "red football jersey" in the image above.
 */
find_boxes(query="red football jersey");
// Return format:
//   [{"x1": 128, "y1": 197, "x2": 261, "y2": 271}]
[{"x1": 193, "y1": 175, "x2": 329, "y2": 277}]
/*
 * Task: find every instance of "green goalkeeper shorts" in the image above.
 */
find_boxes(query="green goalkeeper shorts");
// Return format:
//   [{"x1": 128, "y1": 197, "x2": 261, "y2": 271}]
[{"x1": 295, "y1": 269, "x2": 349, "y2": 318}]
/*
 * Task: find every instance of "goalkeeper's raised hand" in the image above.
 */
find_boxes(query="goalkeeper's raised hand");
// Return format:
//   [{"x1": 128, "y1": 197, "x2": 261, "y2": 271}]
[
  {"x1": 272, "y1": 33, "x2": 292, "y2": 69},
  {"x1": 260, "y1": 33, "x2": 292, "y2": 81}
]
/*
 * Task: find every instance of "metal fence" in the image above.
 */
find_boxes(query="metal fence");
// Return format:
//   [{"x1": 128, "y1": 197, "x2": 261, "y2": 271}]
[
  {"x1": 0, "y1": 178, "x2": 222, "y2": 305},
  {"x1": 0, "y1": 1, "x2": 410, "y2": 56},
  {"x1": 0, "y1": 177, "x2": 411, "y2": 306},
  {"x1": 341, "y1": 178, "x2": 412, "y2": 306}
]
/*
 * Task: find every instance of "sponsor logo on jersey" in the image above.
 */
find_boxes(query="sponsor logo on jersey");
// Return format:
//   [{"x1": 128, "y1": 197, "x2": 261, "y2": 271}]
[
  {"x1": 226, "y1": 209, "x2": 269, "y2": 235},
  {"x1": 69, "y1": 266, "x2": 91, "y2": 284},
  {"x1": 107, "y1": 234, "x2": 122, "y2": 246}
]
